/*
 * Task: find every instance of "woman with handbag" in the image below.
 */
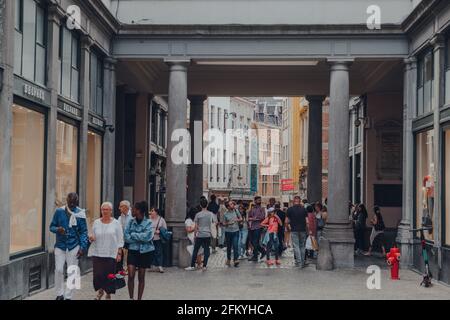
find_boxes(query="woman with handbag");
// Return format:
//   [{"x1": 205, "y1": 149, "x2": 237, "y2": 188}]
[
  {"x1": 150, "y1": 208, "x2": 167, "y2": 273},
  {"x1": 88, "y1": 202, "x2": 124, "y2": 300},
  {"x1": 364, "y1": 206, "x2": 386, "y2": 257}
]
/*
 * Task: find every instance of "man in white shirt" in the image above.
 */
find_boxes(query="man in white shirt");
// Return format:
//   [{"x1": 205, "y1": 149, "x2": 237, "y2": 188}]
[{"x1": 118, "y1": 200, "x2": 132, "y2": 271}]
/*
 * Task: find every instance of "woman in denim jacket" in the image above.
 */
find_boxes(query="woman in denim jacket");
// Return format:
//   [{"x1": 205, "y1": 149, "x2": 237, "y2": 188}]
[{"x1": 124, "y1": 201, "x2": 154, "y2": 300}]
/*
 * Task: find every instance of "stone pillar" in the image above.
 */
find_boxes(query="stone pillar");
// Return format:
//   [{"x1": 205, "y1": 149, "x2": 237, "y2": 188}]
[
  {"x1": 306, "y1": 95, "x2": 325, "y2": 203},
  {"x1": 78, "y1": 35, "x2": 93, "y2": 209},
  {"x1": 134, "y1": 93, "x2": 150, "y2": 202},
  {"x1": 322, "y1": 60, "x2": 354, "y2": 269},
  {"x1": 103, "y1": 58, "x2": 117, "y2": 203},
  {"x1": 0, "y1": 0, "x2": 14, "y2": 264},
  {"x1": 188, "y1": 95, "x2": 207, "y2": 208},
  {"x1": 165, "y1": 60, "x2": 190, "y2": 267},
  {"x1": 431, "y1": 35, "x2": 445, "y2": 268},
  {"x1": 396, "y1": 58, "x2": 417, "y2": 268},
  {"x1": 45, "y1": 4, "x2": 65, "y2": 252}
]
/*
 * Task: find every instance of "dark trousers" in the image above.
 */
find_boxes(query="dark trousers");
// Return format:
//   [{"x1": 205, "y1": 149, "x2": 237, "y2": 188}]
[
  {"x1": 266, "y1": 233, "x2": 280, "y2": 260},
  {"x1": 277, "y1": 229, "x2": 285, "y2": 256},
  {"x1": 92, "y1": 256, "x2": 116, "y2": 294},
  {"x1": 191, "y1": 237, "x2": 211, "y2": 267},
  {"x1": 250, "y1": 228, "x2": 265, "y2": 259},
  {"x1": 225, "y1": 231, "x2": 240, "y2": 261},
  {"x1": 355, "y1": 227, "x2": 365, "y2": 251},
  {"x1": 152, "y1": 239, "x2": 163, "y2": 267}
]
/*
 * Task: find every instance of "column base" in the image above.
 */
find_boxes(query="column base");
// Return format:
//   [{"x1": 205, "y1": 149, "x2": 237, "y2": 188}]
[
  {"x1": 167, "y1": 222, "x2": 188, "y2": 268},
  {"x1": 395, "y1": 220, "x2": 413, "y2": 269},
  {"x1": 322, "y1": 223, "x2": 355, "y2": 269}
]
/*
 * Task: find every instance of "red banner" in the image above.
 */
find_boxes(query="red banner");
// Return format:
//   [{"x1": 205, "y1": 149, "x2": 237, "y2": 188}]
[{"x1": 281, "y1": 179, "x2": 294, "y2": 191}]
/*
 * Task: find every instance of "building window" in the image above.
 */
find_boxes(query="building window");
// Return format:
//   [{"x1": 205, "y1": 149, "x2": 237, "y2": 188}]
[
  {"x1": 444, "y1": 128, "x2": 450, "y2": 245},
  {"x1": 417, "y1": 50, "x2": 434, "y2": 117},
  {"x1": 10, "y1": 104, "x2": 45, "y2": 255},
  {"x1": 56, "y1": 120, "x2": 79, "y2": 206},
  {"x1": 59, "y1": 26, "x2": 80, "y2": 102},
  {"x1": 415, "y1": 129, "x2": 435, "y2": 241},
  {"x1": 14, "y1": 0, "x2": 47, "y2": 86},
  {"x1": 151, "y1": 105, "x2": 158, "y2": 144},
  {"x1": 86, "y1": 131, "x2": 102, "y2": 228},
  {"x1": 90, "y1": 51, "x2": 104, "y2": 116}
]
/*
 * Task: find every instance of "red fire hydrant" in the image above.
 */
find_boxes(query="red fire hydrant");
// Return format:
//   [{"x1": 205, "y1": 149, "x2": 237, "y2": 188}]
[{"x1": 386, "y1": 246, "x2": 401, "y2": 280}]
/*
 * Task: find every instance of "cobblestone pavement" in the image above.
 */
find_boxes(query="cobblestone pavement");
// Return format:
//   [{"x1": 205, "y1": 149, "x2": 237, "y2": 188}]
[{"x1": 27, "y1": 248, "x2": 450, "y2": 300}]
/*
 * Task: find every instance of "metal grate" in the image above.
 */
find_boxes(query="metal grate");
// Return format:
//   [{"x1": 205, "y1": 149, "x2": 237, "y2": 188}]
[{"x1": 29, "y1": 266, "x2": 42, "y2": 293}]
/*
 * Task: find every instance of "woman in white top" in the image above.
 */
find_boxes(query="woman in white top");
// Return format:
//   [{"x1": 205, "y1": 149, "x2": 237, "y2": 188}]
[
  {"x1": 185, "y1": 207, "x2": 203, "y2": 268},
  {"x1": 88, "y1": 202, "x2": 124, "y2": 300},
  {"x1": 149, "y1": 208, "x2": 167, "y2": 273}
]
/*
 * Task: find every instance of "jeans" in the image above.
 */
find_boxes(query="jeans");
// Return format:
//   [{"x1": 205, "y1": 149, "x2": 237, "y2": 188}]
[
  {"x1": 266, "y1": 233, "x2": 279, "y2": 260},
  {"x1": 55, "y1": 246, "x2": 79, "y2": 299},
  {"x1": 218, "y1": 226, "x2": 226, "y2": 247},
  {"x1": 239, "y1": 228, "x2": 248, "y2": 256},
  {"x1": 291, "y1": 231, "x2": 307, "y2": 266},
  {"x1": 152, "y1": 240, "x2": 163, "y2": 267},
  {"x1": 225, "y1": 231, "x2": 240, "y2": 261},
  {"x1": 249, "y1": 228, "x2": 265, "y2": 259},
  {"x1": 191, "y1": 237, "x2": 211, "y2": 267},
  {"x1": 277, "y1": 229, "x2": 285, "y2": 256}
]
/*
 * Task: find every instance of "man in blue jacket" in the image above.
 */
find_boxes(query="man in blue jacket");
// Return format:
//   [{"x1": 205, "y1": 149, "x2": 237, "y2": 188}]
[{"x1": 49, "y1": 192, "x2": 88, "y2": 300}]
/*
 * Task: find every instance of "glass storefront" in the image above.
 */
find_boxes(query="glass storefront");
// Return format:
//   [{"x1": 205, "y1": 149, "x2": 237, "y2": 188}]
[
  {"x1": 56, "y1": 120, "x2": 78, "y2": 206},
  {"x1": 86, "y1": 131, "x2": 102, "y2": 228},
  {"x1": 415, "y1": 129, "x2": 435, "y2": 241},
  {"x1": 445, "y1": 129, "x2": 450, "y2": 245},
  {"x1": 10, "y1": 104, "x2": 45, "y2": 254}
]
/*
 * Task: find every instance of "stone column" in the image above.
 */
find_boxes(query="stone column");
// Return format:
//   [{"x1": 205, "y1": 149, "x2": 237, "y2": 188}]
[
  {"x1": 165, "y1": 60, "x2": 190, "y2": 267},
  {"x1": 322, "y1": 60, "x2": 354, "y2": 269},
  {"x1": 134, "y1": 93, "x2": 150, "y2": 202},
  {"x1": 103, "y1": 58, "x2": 117, "y2": 203},
  {"x1": 431, "y1": 35, "x2": 445, "y2": 268},
  {"x1": 45, "y1": 4, "x2": 65, "y2": 253},
  {"x1": 306, "y1": 95, "x2": 325, "y2": 203},
  {"x1": 396, "y1": 58, "x2": 417, "y2": 268},
  {"x1": 0, "y1": 0, "x2": 14, "y2": 264},
  {"x1": 78, "y1": 35, "x2": 93, "y2": 209},
  {"x1": 188, "y1": 95, "x2": 207, "y2": 208}
]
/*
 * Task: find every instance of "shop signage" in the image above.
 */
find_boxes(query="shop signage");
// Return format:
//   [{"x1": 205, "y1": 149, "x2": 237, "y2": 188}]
[
  {"x1": 57, "y1": 99, "x2": 81, "y2": 118},
  {"x1": 14, "y1": 76, "x2": 51, "y2": 106},
  {"x1": 281, "y1": 178, "x2": 295, "y2": 191},
  {"x1": 89, "y1": 115, "x2": 104, "y2": 128}
]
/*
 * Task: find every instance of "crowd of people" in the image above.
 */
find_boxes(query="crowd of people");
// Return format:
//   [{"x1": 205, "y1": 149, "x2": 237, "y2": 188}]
[
  {"x1": 49, "y1": 192, "x2": 167, "y2": 300},
  {"x1": 185, "y1": 194, "x2": 329, "y2": 269},
  {"x1": 49, "y1": 191, "x2": 387, "y2": 300}
]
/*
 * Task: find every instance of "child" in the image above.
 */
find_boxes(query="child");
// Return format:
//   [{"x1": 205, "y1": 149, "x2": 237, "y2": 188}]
[{"x1": 261, "y1": 207, "x2": 283, "y2": 266}]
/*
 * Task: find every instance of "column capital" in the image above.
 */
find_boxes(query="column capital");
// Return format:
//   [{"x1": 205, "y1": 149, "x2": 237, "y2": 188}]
[
  {"x1": 305, "y1": 95, "x2": 326, "y2": 105},
  {"x1": 80, "y1": 35, "x2": 94, "y2": 51},
  {"x1": 327, "y1": 58, "x2": 354, "y2": 71},
  {"x1": 188, "y1": 95, "x2": 208, "y2": 105},
  {"x1": 404, "y1": 56, "x2": 417, "y2": 70},
  {"x1": 430, "y1": 33, "x2": 445, "y2": 50},
  {"x1": 165, "y1": 59, "x2": 191, "y2": 70},
  {"x1": 48, "y1": 3, "x2": 66, "y2": 25},
  {"x1": 104, "y1": 57, "x2": 118, "y2": 70}
]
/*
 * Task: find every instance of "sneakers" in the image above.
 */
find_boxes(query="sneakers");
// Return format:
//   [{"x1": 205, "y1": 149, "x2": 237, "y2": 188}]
[
  {"x1": 225, "y1": 259, "x2": 231, "y2": 267},
  {"x1": 275, "y1": 260, "x2": 281, "y2": 265},
  {"x1": 266, "y1": 260, "x2": 274, "y2": 266},
  {"x1": 158, "y1": 266, "x2": 164, "y2": 273},
  {"x1": 202, "y1": 266, "x2": 208, "y2": 271},
  {"x1": 185, "y1": 266, "x2": 196, "y2": 271},
  {"x1": 234, "y1": 261, "x2": 240, "y2": 268},
  {"x1": 56, "y1": 295, "x2": 64, "y2": 301}
]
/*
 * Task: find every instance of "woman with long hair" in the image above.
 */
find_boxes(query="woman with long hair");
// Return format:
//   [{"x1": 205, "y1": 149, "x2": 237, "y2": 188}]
[{"x1": 364, "y1": 206, "x2": 386, "y2": 257}]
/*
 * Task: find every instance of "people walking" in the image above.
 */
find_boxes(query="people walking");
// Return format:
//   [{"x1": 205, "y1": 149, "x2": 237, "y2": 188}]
[
  {"x1": 223, "y1": 201, "x2": 242, "y2": 267},
  {"x1": 247, "y1": 196, "x2": 266, "y2": 262},
  {"x1": 118, "y1": 200, "x2": 133, "y2": 271},
  {"x1": 185, "y1": 198, "x2": 218, "y2": 271},
  {"x1": 285, "y1": 196, "x2": 308, "y2": 268},
  {"x1": 305, "y1": 205, "x2": 318, "y2": 259},
  {"x1": 354, "y1": 204, "x2": 368, "y2": 255},
  {"x1": 207, "y1": 194, "x2": 220, "y2": 252},
  {"x1": 274, "y1": 202, "x2": 286, "y2": 257},
  {"x1": 238, "y1": 204, "x2": 249, "y2": 259},
  {"x1": 364, "y1": 206, "x2": 386, "y2": 257},
  {"x1": 261, "y1": 207, "x2": 283, "y2": 266},
  {"x1": 314, "y1": 202, "x2": 328, "y2": 240},
  {"x1": 185, "y1": 206, "x2": 203, "y2": 268},
  {"x1": 218, "y1": 198, "x2": 228, "y2": 248},
  {"x1": 124, "y1": 201, "x2": 154, "y2": 300},
  {"x1": 150, "y1": 208, "x2": 167, "y2": 273},
  {"x1": 283, "y1": 205, "x2": 291, "y2": 249},
  {"x1": 88, "y1": 202, "x2": 124, "y2": 300},
  {"x1": 49, "y1": 192, "x2": 88, "y2": 300}
]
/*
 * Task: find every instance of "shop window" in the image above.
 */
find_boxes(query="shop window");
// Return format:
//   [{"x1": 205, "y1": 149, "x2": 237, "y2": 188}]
[
  {"x1": 56, "y1": 120, "x2": 79, "y2": 206},
  {"x1": 59, "y1": 26, "x2": 80, "y2": 102},
  {"x1": 14, "y1": 0, "x2": 47, "y2": 86},
  {"x1": 10, "y1": 104, "x2": 45, "y2": 254},
  {"x1": 90, "y1": 51, "x2": 104, "y2": 116},
  {"x1": 417, "y1": 50, "x2": 434, "y2": 117},
  {"x1": 445, "y1": 129, "x2": 450, "y2": 245},
  {"x1": 415, "y1": 130, "x2": 435, "y2": 241},
  {"x1": 86, "y1": 131, "x2": 102, "y2": 228}
]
